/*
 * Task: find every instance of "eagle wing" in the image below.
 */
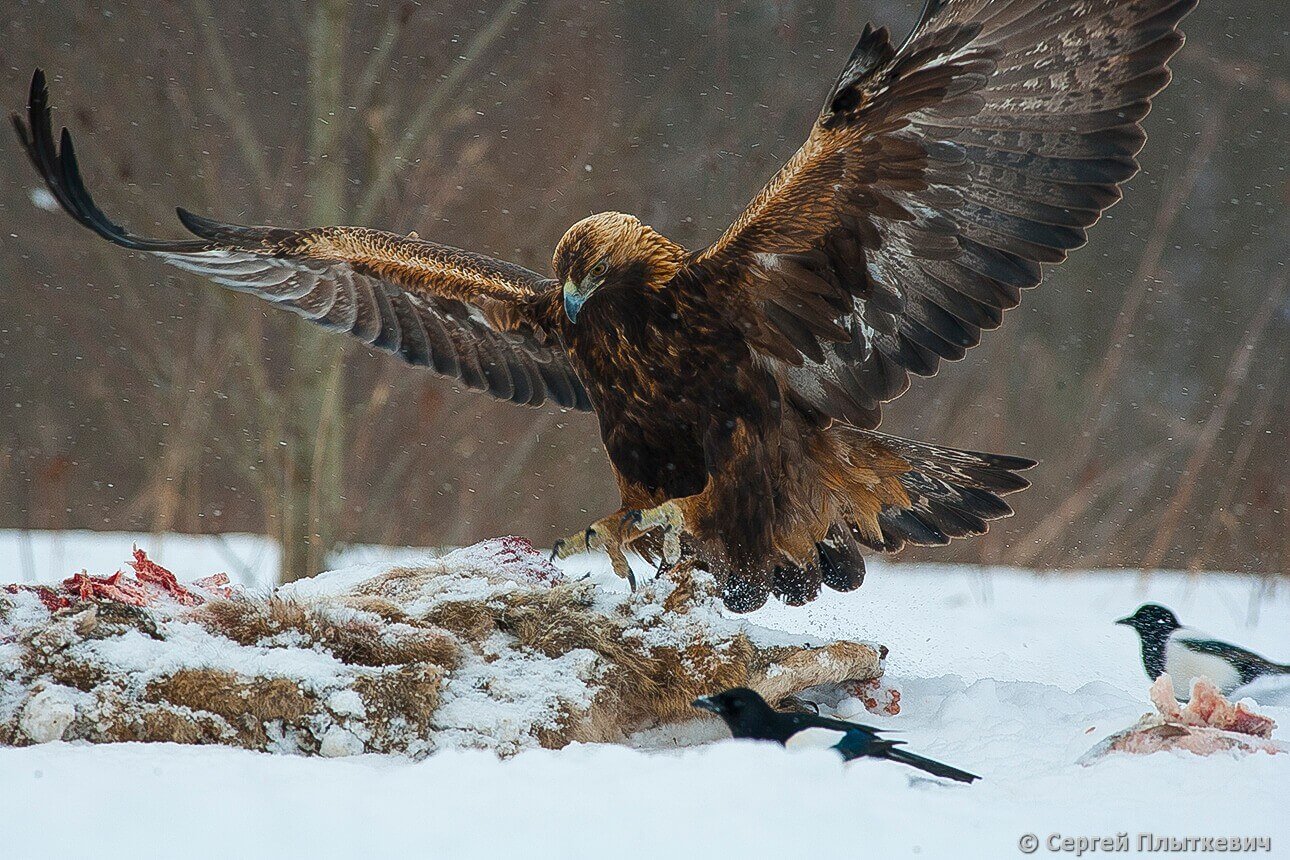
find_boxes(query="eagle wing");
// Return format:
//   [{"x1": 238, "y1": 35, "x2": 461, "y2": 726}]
[
  {"x1": 13, "y1": 71, "x2": 590, "y2": 411},
  {"x1": 680, "y1": 0, "x2": 1195, "y2": 428}
]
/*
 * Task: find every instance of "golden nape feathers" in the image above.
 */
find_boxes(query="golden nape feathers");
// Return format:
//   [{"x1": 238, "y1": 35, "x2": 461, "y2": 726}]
[{"x1": 553, "y1": 212, "x2": 687, "y2": 289}]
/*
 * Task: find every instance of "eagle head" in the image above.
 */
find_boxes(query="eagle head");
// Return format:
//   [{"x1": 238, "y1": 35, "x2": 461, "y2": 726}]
[{"x1": 553, "y1": 212, "x2": 686, "y2": 323}]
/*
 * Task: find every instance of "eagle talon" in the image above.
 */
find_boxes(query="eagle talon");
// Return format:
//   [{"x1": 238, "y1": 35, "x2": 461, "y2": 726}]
[
  {"x1": 630, "y1": 500, "x2": 687, "y2": 566},
  {"x1": 551, "y1": 533, "x2": 588, "y2": 561},
  {"x1": 554, "y1": 510, "x2": 638, "y2": 586},
  {"x1": 662, "y1": 533, "x2": 682, "y2": 565}
]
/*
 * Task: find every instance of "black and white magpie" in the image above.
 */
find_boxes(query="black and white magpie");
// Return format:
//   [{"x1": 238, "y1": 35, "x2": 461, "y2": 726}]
[
  {"x1": 692, "y1": 687, "x2": 979, "y2": 783},
  {"x1": 1116, "y1": 603, "x2": 1290, "y2": 696}
]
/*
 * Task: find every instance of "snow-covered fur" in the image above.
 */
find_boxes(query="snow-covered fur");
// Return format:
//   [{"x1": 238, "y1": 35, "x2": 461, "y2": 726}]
[{"x1": 0, "y1": 539, "x2": 884, "y2": 757}]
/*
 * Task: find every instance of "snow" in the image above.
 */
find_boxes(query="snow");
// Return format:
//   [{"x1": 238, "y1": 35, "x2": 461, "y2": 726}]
[
  {"x1": 1, "y1": 529, "x2": 283, "y2": 590},
  {"x1": 2, "y1": 531, "x2": 1288, "y2": 858},
  {"x1": 16, "y1": 686, "x2": 82, "y2": 743},
  {"x1": 77, "y1": 621, "x2": 355, "y2": 690}
]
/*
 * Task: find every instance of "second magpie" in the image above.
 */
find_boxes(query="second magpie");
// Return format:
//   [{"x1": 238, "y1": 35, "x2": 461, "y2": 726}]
[{"x1": 1117, "y1": 603, "x2": 1290, "y2": 696}]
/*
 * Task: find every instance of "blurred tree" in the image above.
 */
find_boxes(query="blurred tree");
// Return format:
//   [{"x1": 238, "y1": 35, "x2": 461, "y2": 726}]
[{"x1": 279, "y1": 0, "x2": 349, "y2": 583}]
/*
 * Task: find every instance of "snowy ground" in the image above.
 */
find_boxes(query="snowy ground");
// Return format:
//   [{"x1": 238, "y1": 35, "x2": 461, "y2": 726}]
[{"x1": 1, "y1": 530, "x2": 1287, "y2": 859}]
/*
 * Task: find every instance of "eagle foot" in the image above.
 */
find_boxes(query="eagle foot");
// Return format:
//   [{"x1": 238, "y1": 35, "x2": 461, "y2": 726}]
[
  {"x1": 624, "y1": 500, "x2": 686, "y2": 567},
  {"x1": 552, "y1": 511, "x2": 637, "y2": 590}
]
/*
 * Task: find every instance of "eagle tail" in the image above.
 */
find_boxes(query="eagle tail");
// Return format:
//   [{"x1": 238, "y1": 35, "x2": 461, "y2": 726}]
[
  {"x1": 838, "y1": 430, "x2": 1036, "y2": 556},
  {"x1": 750, "y1": 429, "x2": 1033, "y2": 609}
]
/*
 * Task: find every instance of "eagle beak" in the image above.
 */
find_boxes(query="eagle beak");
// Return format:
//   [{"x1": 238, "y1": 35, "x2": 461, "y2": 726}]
[
  {"x1": 692, "y1": 696, "x2": 721, "y2": 715},
  {"x1": 562, "y1": 280, "x2": 586, "y2": 323}
]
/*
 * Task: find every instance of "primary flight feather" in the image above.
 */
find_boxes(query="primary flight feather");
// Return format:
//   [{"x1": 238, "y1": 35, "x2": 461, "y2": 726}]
[{"x1": 15, "y1": 0, "x2": 1194, "y2": 611}]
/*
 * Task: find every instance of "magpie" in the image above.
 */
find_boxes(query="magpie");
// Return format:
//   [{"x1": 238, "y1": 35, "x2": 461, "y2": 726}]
[
  {"x1": 692, "y1": 687, "x2": 979, "y2": 783},
  {"x1": 1117, "y1": 603, "x2": 1290, "y2": 696}
]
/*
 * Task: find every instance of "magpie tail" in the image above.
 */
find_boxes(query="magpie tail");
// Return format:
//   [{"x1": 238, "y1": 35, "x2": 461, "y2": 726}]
[
  {"x1": 837, "y1": 732, "x2": 980, "y2": 783},
  {"x1": 883, "y1": 747, "x2": 980, "y2": 783}
]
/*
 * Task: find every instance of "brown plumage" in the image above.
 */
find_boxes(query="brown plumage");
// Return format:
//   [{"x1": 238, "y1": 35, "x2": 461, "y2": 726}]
[{"x1": 14, "y1": 0, "x2": 1195, "y2": 611}]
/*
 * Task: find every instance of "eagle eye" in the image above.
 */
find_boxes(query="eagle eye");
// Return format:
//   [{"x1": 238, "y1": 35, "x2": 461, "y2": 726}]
[{"x1": 590, "y1": 259, "x2": 609, "y2": 279}]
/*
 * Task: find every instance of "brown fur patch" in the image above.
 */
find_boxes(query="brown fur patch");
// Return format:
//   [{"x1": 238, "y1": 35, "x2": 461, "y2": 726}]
[
  {"x1": 659, "y1": 561, "x2": 713, "y2": 613},
  {"x1": 496, "y1": 585, "x2": 602, "y2": 657},
  {"x1": 20, "y1": 610, "x2": 112, "y2": 692},
  {"x1": 752, "y1": 640, "x2": 886, "y2": 705},
  {"x1": 420, "y1": 600, "x2": 497, "y2": 643},
  {"x1": 45, "y1": 658, "x2": 106, "y2": 692},
  {"x1": 495, "y1": 582, "x2": 759, "y2": 728},
  {"x1": 82, "y1": 601, "x2": 162, "y2": 639},
  {"x1": 353, "y1": 664, "x2": 445, "y2": 743},
  {"x1": 145, "y1": 668, "x2": 313, "y2": 749},
  {"x1": 197, "y1": 597, "x2": 460, "y2": 670},
  {"x1": 341, "y1": 595, "x2": 410, "y2": 623},
  {"x1": 128, "y1": 706, "x2": 229, "y2": 745}
]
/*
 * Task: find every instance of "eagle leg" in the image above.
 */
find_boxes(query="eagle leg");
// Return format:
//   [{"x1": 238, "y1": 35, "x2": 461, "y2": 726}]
[
  {"x1": 624, "y1": 501, "x2": 687, "y2": 567},
  {"x1": 552, "y1": 510, "x2": 638, "y2": 590}
]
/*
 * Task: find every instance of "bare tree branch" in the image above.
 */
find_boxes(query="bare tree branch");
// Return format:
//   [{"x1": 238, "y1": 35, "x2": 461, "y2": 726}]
[
  {"x1": 343, "y1": 4, "x2": 414, "y2": 138},
  {"x1": 355, "y1": 0, "x2": 529, "y2": 221},
  {"x1": 1141, "y1": 278, "x2": 1286, "y2": 570},
  {"x1": 185, "y1": 0, "x2": 274, "y2": 188},
  {"x1": 1067, "y1": 99, "x2": 1230, "y2": 470}
]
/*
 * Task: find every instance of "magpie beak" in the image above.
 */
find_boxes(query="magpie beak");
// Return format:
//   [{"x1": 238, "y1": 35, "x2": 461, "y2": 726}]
[
  {"x1": 563, "y1": 280, "x2": 586, "y2": 323},
  {"x1": 1114, "y1": 616, "x2": 1133, "y2": 626},
  {"x1": 691, "y1": 696, "x2": 721, "y2": 714}
]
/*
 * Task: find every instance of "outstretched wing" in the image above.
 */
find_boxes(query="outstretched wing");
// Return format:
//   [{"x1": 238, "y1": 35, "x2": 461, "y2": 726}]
[
  {"x1": 13, "y1": 70, "x2": 590, "y2": 411},
  {"x1": 680, "y1": 0, "x2": 1195, "y2": 428}
]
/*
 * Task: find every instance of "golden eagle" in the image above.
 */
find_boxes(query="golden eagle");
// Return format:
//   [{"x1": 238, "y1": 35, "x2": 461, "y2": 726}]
[{"x1": 14, "y1": 0, "x2": 1194, "y2": 611}]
